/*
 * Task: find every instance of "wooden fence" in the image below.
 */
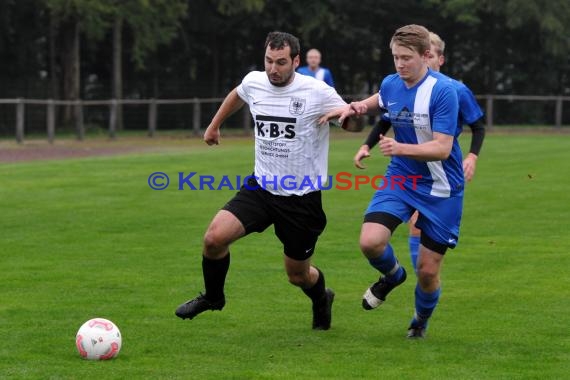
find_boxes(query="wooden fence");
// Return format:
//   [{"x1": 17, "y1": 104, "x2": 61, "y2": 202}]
[
  {"x1": 0, "y1": 95, "x2": 569, "y2": 143},
  {"x1": 475, "y1": 95, "x2": 569, "y2": 131}
]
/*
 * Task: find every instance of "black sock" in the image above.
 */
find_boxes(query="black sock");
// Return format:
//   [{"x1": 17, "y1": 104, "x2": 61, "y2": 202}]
[
  {"x1": 302, "y1": 267, "x2": 326, "y2": 303},
  {"x1": 202, "y1": 253, "x2": 230, "y2": 301}
]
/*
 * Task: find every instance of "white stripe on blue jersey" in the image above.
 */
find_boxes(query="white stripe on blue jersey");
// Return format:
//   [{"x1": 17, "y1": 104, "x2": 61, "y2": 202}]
[{"x1": 412, "y1": 75, "x2": 452, "y2": 197}]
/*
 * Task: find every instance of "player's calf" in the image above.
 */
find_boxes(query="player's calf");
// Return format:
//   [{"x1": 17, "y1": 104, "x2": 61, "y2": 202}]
[{"x1": 312, "y1": 288, "x2": 335, "y2": 330}]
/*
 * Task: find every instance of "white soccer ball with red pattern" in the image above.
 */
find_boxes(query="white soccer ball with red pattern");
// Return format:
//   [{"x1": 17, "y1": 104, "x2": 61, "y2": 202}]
[{"x1": 75, "y1": 318, "x2": 122, "y2": 360}]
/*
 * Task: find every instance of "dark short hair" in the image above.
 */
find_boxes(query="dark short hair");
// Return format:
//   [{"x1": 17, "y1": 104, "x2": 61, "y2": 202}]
[{"x1": 264, "y1": 31, "x2": 300, "y2": 60}]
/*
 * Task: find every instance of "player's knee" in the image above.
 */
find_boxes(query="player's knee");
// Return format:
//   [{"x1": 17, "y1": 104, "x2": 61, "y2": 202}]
[
  {"x1": 416, "y1": 264, "x2": 439, "y2": 287},
  {"x1": 203, "y1": 227, "x2": 228, "y2": 256},
  {"x1": 287, "y1": 271, "x2": 310, "y2": 287},
  {"x1": 359, "y1": 235, "x2": 388, "y2": 258}
]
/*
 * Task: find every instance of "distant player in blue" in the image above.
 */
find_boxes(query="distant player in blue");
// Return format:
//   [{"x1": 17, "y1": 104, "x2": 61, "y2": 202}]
[
  {"x1": 297, "y1": 49, "x2": 335, "y2": 87},
  {"x1": 326, "y1": 24, "x2": 462, "y2": 338},
  {"x1": 354, "y1": 31, "x2": 485, "y2": 273}
]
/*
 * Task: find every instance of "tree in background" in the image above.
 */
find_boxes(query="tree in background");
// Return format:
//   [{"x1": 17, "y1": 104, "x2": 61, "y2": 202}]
[
  {"x1": 426, "y1": 0, "x2": 570, "y2": 94},
  {"x1": 109, "y1": 0, "x2": 187, "y2": 130},
  {"x1": 0, "y1": 0, "x2": 569, "y2": 134},
  {"x1": 0, "y1": 1, "x2": 49, "y2": 96},
  {"x1": 45, "y1": 0, "x2": 186, "y2": 130},
  {"x1": 182, "y1": 0, "x2": 264, "y2": 97},
  {"x1": 45, "y1": 0, "x2": 109, "y2": 129}
]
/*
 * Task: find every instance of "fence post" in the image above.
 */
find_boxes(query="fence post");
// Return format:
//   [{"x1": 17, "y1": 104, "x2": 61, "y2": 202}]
[
  {"x1": 555, "y1": 96, "x2": 563, "y2": 128},
  {"x1": 485, "y1": 95, "x2": 494, "y2": 129},
  {"x1": 16, "y1": 98, "x2": 25, "y2": 144},
  {"x1": 148, "y1": 99, "x2": 157, "y2": 137},
  {"x1": 109, "y1": 99, "x2": 117, "y2": 139},
  {"x1": 75, "y1": 100, "x2": 84, "y2": 140},
  {"x1": 192, "y1": 98, "x2": 201, "y2": 136},
  {"x1": 47, "y1": 99, "x2": 55, "y2": 144},
  {"x1": 242, "y1": 104, "x2": 251, "y2": 135}
]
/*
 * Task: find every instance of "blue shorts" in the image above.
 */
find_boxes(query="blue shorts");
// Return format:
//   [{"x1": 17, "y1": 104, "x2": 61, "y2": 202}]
[{"x1": 365, "y1": 187, "x2": 463, "y2": 248}]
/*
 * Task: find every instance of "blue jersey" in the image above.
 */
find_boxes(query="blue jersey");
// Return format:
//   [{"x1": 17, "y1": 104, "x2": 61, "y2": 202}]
[
  {"x1": 379, "y1": 69, "x2": 463, "y2": 198},
  {"x1": 297, "y1": 66, "x2": 335, "y2": 87},
  {"x1": 451, "y1": 78, "x2": 483, "y2": 134}
]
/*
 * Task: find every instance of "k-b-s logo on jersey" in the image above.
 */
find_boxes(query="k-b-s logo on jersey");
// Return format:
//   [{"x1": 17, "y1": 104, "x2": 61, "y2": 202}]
[{"x1": 255, "y1": 115, "x2": 296, "y2": 139}]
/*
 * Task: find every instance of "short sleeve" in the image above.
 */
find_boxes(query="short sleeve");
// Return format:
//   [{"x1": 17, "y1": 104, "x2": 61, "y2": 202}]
[
  {"x1": 319, "y1": 82, "x2": 346, "y2": 114},
  {"x1": 236, "y1": 71, "x2": 257, "y2": 103},
  {"x1": 457, "y1": 83, "x2": 483, "y2": 125}
]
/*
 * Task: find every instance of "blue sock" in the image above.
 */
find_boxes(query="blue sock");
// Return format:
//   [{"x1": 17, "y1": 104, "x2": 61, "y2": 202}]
[
  {"x1": 408, "y1": 236, "x2": 420, "y2": 272},
  {"x1": 413, "y1": 285, "x2": 441, "y2": 327},
  {"x1": 367, "y1": 244, "x2": 404, "y2": 283}
]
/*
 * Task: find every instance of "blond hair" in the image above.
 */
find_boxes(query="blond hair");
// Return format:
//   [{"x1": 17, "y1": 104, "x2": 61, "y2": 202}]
[
  {"x1": 429, "y1": 32, "x2": 445, "y2": 56},
  {"x1": 390, "y1": 24, "x2": 430, "y2": 55}
]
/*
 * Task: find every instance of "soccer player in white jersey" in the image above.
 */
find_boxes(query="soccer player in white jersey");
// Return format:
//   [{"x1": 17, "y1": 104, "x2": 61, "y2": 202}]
[
  {"x1": 354, "y1": 32, "x2": 485, "y2": 273},
  {"x1": 297, "y1": 49, "x2": 335, "y2": 87},
  {"x1": 327, "y1": 24, "x2": 463, "y2": 338},
  {"x1": 175, "y1": 31, "x2": 346, "y2": 330}
]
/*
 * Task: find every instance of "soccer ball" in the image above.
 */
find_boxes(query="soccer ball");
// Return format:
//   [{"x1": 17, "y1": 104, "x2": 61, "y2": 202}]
[{"x1": 75, "y1": 318, "x2": 122, "y2": 360}]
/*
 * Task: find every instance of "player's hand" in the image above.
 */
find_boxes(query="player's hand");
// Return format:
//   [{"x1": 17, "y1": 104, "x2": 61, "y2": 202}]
[
  {"x1": 336, "y1": 105, "x2": 356, "y2": 126},
  {"x1": 318, "y1": 114, "x2": 330, "y2": 125},
  {"x1": 463, "y1": 153, "x2": 478, "y2": 181},
  {"x1": 349, "y1": 101, "x2": 368, "y2": 116},
  {"x1": 378, "y1": 134, "x2": 400, "y2": 156},
  {"x1": 354, "y1": 145, "x2": 371, "y2": 169},
  {"x1": 203, "y1": 125, "x2": 220, "y2": 145},
  {"x1": 337, "y1": 101, "x2": 369, "y2": 129}
]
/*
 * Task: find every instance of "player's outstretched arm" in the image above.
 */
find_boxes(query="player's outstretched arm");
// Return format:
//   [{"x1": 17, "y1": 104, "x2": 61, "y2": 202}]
[
  {"x1": 204, "y1": 88, "x2": 245, "y2": 145},
  {"x1": 318, "y1": 94, "x2": 381, "y2": 125},
  {"x1": 344, "y1": 93, "x2": 381, "y2": 121},
  {"x1": 318, "y1": 104, "x2": 351, "y2": 125}
]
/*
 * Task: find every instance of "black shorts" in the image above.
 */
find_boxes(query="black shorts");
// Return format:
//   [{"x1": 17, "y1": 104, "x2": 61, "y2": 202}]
[{"x1": 222, "y1": 178, "x2": 327, "y2": 261}]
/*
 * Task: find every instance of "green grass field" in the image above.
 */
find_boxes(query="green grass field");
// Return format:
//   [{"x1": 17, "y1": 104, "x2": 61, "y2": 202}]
[{"x1": 1, "y1": 133, "x2": 569, "y2": 379}]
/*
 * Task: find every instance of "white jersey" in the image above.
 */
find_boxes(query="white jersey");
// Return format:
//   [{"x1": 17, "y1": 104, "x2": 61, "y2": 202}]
[{"x1": 236, "y1": 71, "x2": 346, "y2": 196}]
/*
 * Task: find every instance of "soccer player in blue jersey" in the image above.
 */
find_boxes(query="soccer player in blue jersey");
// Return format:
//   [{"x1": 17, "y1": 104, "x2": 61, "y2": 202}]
[
  {"x1": 330, "y1": 24, "x2": 463, "y2": 338},
  {"x1": 354, "y1": 31, "x2": 485, "y2": 273},
  {"x1": 297, "y1": 49, "x2": 335, "y2": 87}
]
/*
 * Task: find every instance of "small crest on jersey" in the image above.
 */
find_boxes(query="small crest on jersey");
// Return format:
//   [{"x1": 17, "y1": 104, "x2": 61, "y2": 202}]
[{"x1": 289, "y1": 97, "x2": 306, "y2": 115}]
